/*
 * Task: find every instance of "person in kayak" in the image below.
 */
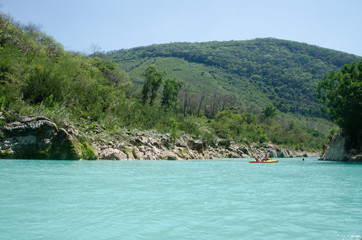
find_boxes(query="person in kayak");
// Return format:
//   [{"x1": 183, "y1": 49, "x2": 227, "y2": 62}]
[{"x1": 263, "y1": 154, "x2": 269, "y2": 161}]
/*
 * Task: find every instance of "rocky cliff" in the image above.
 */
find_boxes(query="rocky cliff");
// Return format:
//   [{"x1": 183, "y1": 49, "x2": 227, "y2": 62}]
[
  {"x1": 0, "y1": 111, "x2": 316, "y2": 160},
  {"x1": 0, "y1": 112, "x2": 81, "y2": 159},
  {"x1": 323, "y1": 131, "x2": 362, "y2": 162}
]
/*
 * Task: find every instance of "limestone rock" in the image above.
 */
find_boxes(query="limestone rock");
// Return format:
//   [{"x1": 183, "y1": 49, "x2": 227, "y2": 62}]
[
  {"x1": 276, "y1": 148, "x2": 290, "y2": 158},
  {"x1": 187, "y1": 139, "x2": 207, "y2": 153},
  {"x1": 0, "y1": 113, "x2": 78, "y2": 159},
  {"x1": 323, "y1": 131, "x2": 362, "y2": 162},
  {"x1": 325, "y1": 132, "x2": 349, "y2": 161},
  {"x1": 124, "y1": 149, "x2": 135, "y2": 160},
  {"x1": 132, "y1": 147, "x2": 142, "y2": 159},
  {"x1": 160, "y1": 150, "x2": 179, "y2": 160},
  {"x1": 100, "y1": 148, "x2": 127, "y2": 160}
]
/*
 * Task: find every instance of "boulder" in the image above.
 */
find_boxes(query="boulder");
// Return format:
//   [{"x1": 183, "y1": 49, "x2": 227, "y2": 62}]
[
  {"x1": 0, "y1": 114, "x2": 79, "y2": 159},
  {"x1": 99, "y1": 148, "x2": 127, "y2": 160},
  {"x1": 160, "y1": 150, "x2": 179, "y2": 160},
  {"x1": 132, "y1": 147, "x2": 142, "y2": 159},
  {"x1": 49, "y1": 128, "x2": 79, "y2": 160},
  {"x1": 226, "y1": 151, "x2": 241, "y2": 158},
  {"x1": 238, "y1": 147, "x2": 251, "y2": 156},
  {"x1": 276, "y1": 148, "x2": 290, "y2": 158},
  {"x1": 187, "y1": 139, "x2": 207, "y2": 153},
  {"x1": 176, "y1": 136, "x2": 188, "y2": 148},
  {"x1": 130, "y1": 136, "x2": 147, "y2": 146},
  {"x1": 267, "y1": 149, "x2": 278, "y2": 158}
]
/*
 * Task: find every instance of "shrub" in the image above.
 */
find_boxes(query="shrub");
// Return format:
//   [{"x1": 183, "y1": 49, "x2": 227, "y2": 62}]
[{"x1": 219, "y1": 139, "x2": 231, "y2": 149}]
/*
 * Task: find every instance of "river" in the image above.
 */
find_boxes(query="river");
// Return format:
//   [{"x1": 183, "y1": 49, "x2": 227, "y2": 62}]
[{"x1": 0, "y1": 158, "x2": 361, "y2": 239}]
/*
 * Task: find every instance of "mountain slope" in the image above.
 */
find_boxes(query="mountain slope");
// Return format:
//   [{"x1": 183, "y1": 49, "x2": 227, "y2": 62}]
[
  {"x1": 0, "y1": 13, "x2": 336, "y2": 152},
  {"x1": 107, "y1": 38, "x2": 360, "y2": 117}
]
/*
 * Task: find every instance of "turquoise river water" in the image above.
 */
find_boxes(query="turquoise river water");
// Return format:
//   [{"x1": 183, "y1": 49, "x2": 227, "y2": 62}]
[{"x1": 0, "y1": 158, "x2": 361, "y2": 240}]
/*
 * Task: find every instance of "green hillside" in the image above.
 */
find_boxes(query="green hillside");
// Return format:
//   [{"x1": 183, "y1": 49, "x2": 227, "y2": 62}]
[
  {"x1": 1, "y1": 13, "x2": 357, "y2": 153},
  {"x1": 107, "y1": 39, "x2": 360, "y2": 117}
]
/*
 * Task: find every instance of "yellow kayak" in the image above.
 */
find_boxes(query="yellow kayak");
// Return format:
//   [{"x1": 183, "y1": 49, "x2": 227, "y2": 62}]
[
  {"x1": 249, "y1": 159, "x2": 278, "y2": 163},
  {"x1": 263, "y1": 160, "x2": 278, "y2": 163}
]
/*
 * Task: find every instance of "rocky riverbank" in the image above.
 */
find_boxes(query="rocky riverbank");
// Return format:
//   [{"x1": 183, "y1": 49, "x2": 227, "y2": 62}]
[
  {"x1": 0, "y1": 112, "x2": 317, "y2": 160},
  {"x1": 94, "y1": 129, "x2": 316, "y2": 160}
]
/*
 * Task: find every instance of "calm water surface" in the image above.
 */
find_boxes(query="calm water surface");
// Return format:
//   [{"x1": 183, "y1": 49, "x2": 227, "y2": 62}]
[{"x1": 0, "y1": 158, "x2": 361, "y2": 240}]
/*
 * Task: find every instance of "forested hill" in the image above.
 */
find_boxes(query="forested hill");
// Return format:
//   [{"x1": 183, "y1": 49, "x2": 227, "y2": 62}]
[
  {"x1": 107, "y1": 38, "x2": 360, "y2": 117},
  {"x1": 1, "y1": 13, "x2": 354, "y2": 153}
]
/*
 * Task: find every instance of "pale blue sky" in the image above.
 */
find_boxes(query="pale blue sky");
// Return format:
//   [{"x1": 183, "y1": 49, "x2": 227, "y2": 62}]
[{"x1": 1, "y1": 0, "x2": 361, "y2": 56}]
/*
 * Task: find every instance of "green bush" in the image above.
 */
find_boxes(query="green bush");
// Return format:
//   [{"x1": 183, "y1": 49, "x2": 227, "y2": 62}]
[
  {"x1": 22, "y1": 65, "x2": 64, "y2": 104},
  {"x1": 79, "y1": 142, "x2": 98, "y2": 160},
  {"x1": 201, "y1": 132, "x2": 217, "y2": 147},
  {"x1": 219, "y1": 139, "x2": 231, "y2": 149}
]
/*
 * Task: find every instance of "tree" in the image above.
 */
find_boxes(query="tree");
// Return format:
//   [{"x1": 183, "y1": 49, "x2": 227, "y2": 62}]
[
  {"x1": 196, "y1": 92, "x2": 207, "y2": 117},
  {"x1": 161, "y1": 78, "x2": 182, "y2": 110},
  {"x1": 90, "y1": 57, "x2": 131, "y2": 88},
  {"x1": 262, "y1": 103, "x2": 277, "y2": 119},
  {"x1": 90, "y1": 43, "x2": 102, "y2": 57},
  {"x1": 317, "y1": 59, "x2": 362, "y2": 132},
  {"x1": 141, "y1": 65, "x2": 166, "y2": 105},
  {"x1": 179, "y1": 88, "x2": 191, "y2": 116}
]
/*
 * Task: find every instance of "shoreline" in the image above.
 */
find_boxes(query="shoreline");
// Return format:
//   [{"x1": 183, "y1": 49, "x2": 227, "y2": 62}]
[{"x1": 0, "y1": 112, "x2": 319, "y2": 160}]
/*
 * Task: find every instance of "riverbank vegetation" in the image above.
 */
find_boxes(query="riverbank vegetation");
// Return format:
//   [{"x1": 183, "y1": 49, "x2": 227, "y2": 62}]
[{"x1": 1, "y1": 13, "x2": 358, "y2": 153}]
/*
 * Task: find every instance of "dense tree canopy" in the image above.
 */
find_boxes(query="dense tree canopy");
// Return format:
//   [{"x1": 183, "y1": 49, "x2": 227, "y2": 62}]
[{"x1": 317, "y1": 60, "x2": 362, "y2": 132}]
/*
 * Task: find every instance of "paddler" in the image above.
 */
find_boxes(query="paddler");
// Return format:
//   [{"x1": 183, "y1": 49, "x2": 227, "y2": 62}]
[{"x1": 321, "y1": 144, "x2": 328, "y2": 158}]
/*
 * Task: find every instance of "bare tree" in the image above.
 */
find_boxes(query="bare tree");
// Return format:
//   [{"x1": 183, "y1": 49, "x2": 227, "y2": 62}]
[
  {"x1": 179, "y1": 86, "x2": 195, "y2": 116},
  {"x1": 219, "y1": 95, "x2": 239, "y2": 111},
  {"x1": 181, "y1": 88, "x2": 189, "y2": 116},
  {"x1": 21, "y1": 22, "x2": 42, "y2": 34},
  {"x1": 90, "y1": 43, "x2": 102, "y2": 57},
  {"x1": 197, "y1": 92, "x2": 208, "y2": 117}
]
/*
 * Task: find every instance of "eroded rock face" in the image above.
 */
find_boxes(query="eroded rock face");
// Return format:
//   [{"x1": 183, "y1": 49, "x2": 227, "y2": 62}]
[
  {"x1": 325, "y1": 132, "x2": 349, "y2": 161},
  {"x1": 0, "y1": 114, "x2": 78, "y2": 159},
  {"x1": 99, "y1": 148, "x2": 127, "y2": 160},
  {"x1": 324, "y1": 131, "x2": 362, "y2": 162},
  {"x1": 187, "y1": 139, "x2": 207, "y2": 153}
]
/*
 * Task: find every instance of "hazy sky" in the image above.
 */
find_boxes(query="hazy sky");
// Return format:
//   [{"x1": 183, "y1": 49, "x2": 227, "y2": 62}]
[{"x1": 1, "y1": 0, "x2": 362, "y2": 56}]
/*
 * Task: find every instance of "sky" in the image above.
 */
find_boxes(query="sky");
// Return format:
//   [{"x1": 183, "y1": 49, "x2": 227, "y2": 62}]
[{"x1": 1, "y1": 0, "x2": 362, "y2": 56}]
